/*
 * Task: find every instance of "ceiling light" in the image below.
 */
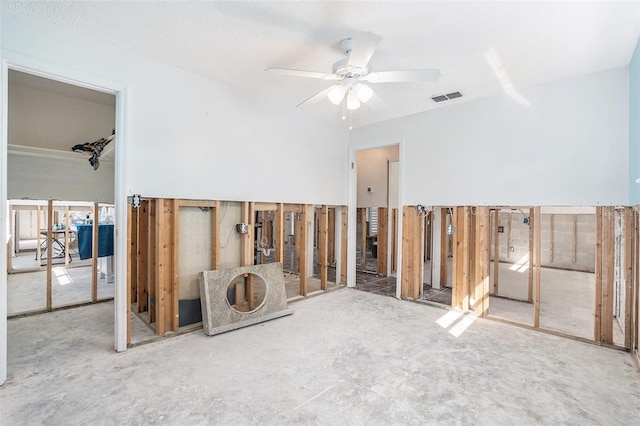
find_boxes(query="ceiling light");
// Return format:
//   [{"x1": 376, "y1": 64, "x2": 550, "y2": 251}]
[
  {"x1": 346, "y1": 89, "x2": 361, "y2": 110},
  {"x1": 327, "y1": 85, "x2": 347, "y2": 105},
  {"x1": 353, "y1": 83, "x2": 373, "y2": 103}
]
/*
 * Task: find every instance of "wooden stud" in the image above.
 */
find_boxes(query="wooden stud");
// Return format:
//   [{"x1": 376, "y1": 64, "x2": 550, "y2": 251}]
[
  {"x1": 295, "y1": 207, "x2": 303, "y2": 274},
  {"x1": 149, "y1": 200, "x2": 157, "y2": 324},
  {"x1": 36, "y1": 205, "x2": 42, "y2": 270},
  {"x1": 46, "y1": 199, "x2": 53, "y2": 311},
  {"x1": 401, "y1": 206, "x2": 421, "y2": 299},
  {"x1": 440, "y1": 208, "x2": 448, "y2": 286},
  {"x1": 176, "y1": 199, "x2": 218, "y2": 208},
  {"x1": 601, "y1": 206, "x2": 615, "y2": 344},
  {"x1": 130, "y1": 202, "x2": 138, "y2": 304},
  {"x1": 241, "y1": 202, "x2": 255, "y2": 308},
  {"x1": 92, "y1": 202, "x2": 99, "y2": 302},
  {"x1": 452, "y1": 207, "x2": 471, "y2": 310},
  {"x1": 171, "y1": 199, "x2": 179, "y2": 331},
  {"x1": 377, "y1": 207, "x2": 388, "y2": 276},
  {"x1": 493, "y1": 209, "x2": 499, "y2": 295},
  {"x1": 533, "y1": 206, "x2": 541, "y2": 328},
  {"x1": 254, "y1": 202, "x2": 279, "y2": 212},
  {"x1": 473, "y1": 207, "x2": 490, "y2": 317},
  {"x1": 275, "y1": 203, "x2": 284, "y2": 264},
  {"x1": 528, "y1": 208, "x2": 534, "y2": 303},
  {"x1": 137, "y1": 200, "x2": 149, "y2": 313},
  {"x1": 319, "y1": 205, "x2": 329, "y2": 290},
  {"x1": 624, "y1": 207, "x2": 633, "y2": 349},
  {"x1": 126, "y1": 203, "x2": 133, "y2": 345},
  {"x1": 392, "y1": 208, "x2": 398, "y2": 273},
  {"x1": 633, "y1": 209, "x2": 639, "y2": 354},
  {"x1": 340, "y1": 207, "x2": 348, "y2": 284},
  {"x1": 155, "y1": 199, "x2": 165, "y2": 335},
  {"x1": 261, "y1": 210, "x2": 268, "y2": 264},
  {"x1": 212, "y1": 200, "x2": 220, "y2": 270},
  {"x1": 328, "y1": 208, "x2": 336, "y2": 265},
  {"x1": 594, "y1": 206, "x2": 602, "y2": 342},
  {"x1": 299, "y1": 205, "x2": 312, "y2": 296}
]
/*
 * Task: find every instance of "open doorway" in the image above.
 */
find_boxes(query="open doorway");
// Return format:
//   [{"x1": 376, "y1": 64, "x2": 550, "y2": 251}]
[
  {"x1": 353, "y1": 145, "x2": 399, "y2": 297},
  {"x1": 4, "y1": 69, "x2": 122, "y2": 370}
]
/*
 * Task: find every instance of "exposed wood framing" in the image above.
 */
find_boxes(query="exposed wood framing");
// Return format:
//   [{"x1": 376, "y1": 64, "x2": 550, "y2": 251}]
[
  {"x1": 241, "y1": 202, "x2": 255, "y2": 309},
  {"x1": 46, "y1": 199, "x2": 53, "y2": 311},
  {"x1": 275, "y1": 203, "x2": 284, "y2": 263},
  {"x1": 528, "y1": 207, "x2": 534, "y2": 303},
  {"x1": 471, "y1": 207, "x2": 490, "y2": 316},
  {"x1": 452, "y1": 206, "x2": 470, "y2": 310},
  {"x1": 360, "y1": 208, "x2": 367, "y2": 272},
  {"x1": 328, "y1": 208, "x2": 336, "y2": 265},
  {"x1": 149, "y1": 200, "x2": 157, "y2": 324},
  {"x1": 298, "y1": 205, "x2": 312, "y2": 296},
  {"x1": 624, "y1": 207, "x2": 633, "y2": 349},
  {"x1": 424, "y1": 211, "x2": 431, "y2": 262},
  {"x1": 319, "y1": 205, "x2": 329, "y2": 290},
  {"x1": 401, "y1": 206, "x2": 422, "y2": 299},
  {"x1": 340, "y1": 207, "x2": 348, "y2": 284},
  {"x1": 92, "y1": 202, "x2": 99, "y2": 302},
  {"x1": 212, "y1": 200, "x2": 220, "y2": 269},
  {"x1": 377, "y1": 207, "x2": 388, "y2": 276},
  {"x1": 126, "y1": 203, "x2": 133, "y2": 345},
  {"x1": 533, "y1": 206, "x2": 541, "y2": 328},
  {"x1": 254, "y1": 202, "x2": 279, "y2": 212},
  {"x1": 171, "y1": 199, "x2": 179, "y2": 330},
  {"x1": 177, "y1": 199, "x2": 218, "y2": 208},
  {"x1": 634, "y1": 208, "x2": 639, "y2": 355},
  {"x1": 602, "y1": 206, "x2": 615, "y2": 344},
  {"x1": 137, "y1": 200, "x2": 149, "y2": 313},
  {"x1": 440, "y1": 208, "x2": 448, "y2": 286},
  {"x1": 594, "y1": 206, "x2": 602, "y2": 342},
  {"x1": 493, "y1": 209, "x2": 499, "y2": 295},
  {"x1": 392, "y1": 209, "x2": 398, "y2": 273},
  {"x1": 155, "y1": 198, "x2": 178, "y2": 335},
  {"x1": 130, "y1": 203, "x2": 139, "y2": 304},
  {"x1": 36, "y1": 205, "x2": 42, "y2": 270}
]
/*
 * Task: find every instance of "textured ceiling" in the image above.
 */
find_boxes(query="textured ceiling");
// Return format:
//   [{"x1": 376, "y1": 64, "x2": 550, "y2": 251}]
[{"x1": 2, "y1": 1, "x2": 639, "y2": 127}]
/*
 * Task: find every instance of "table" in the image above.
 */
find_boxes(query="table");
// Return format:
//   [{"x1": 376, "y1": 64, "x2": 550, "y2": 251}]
[{"x1": 37, "y1": 229, "x2": 75, "y2": 262}]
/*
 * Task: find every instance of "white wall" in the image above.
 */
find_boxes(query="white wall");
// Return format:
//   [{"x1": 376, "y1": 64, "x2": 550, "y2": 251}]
[
  {"x1": 351, "y1": 67, "x2": 629, "y2": 206},
  {"x1": 1, "y1": 9, "x2": 348, "y2": 205},
  {"x1": 8, "y1": 151, "x2": 114, "y2": 202},
  {"x1": 356, "y1": 145, "x2": 399, "y2": 208}
]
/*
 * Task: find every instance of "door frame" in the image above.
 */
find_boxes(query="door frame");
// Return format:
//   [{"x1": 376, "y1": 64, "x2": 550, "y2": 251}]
[{"x1": 0, "y1": 51, "x2": 129, "y2": 385}]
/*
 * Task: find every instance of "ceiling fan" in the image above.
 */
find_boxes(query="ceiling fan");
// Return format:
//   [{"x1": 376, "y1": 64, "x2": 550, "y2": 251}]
[{"x1": 266, "y1": 32, "x2": 441, "y2": 111}]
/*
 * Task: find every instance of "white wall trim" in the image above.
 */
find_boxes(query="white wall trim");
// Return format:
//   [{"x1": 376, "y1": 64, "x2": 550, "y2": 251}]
[{"x1": 0, "y1": 51, "x2": 129, "y2": 385}]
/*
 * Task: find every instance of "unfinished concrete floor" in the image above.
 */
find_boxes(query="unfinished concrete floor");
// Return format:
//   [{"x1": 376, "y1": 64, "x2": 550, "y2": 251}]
[{"x1": 2, "y1": 289, "x2": 639, "y2": 424}]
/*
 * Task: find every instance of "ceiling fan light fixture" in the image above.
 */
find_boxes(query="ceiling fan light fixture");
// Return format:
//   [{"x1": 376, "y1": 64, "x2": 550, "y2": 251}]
[
  {"x1": 353, "y1": 83, "x2": 373, "y2": 103},
  {"x1": 346, "y1": 89, "x2": 361, "y2": 110},
  {"x1": 327, "y1": 85, "x2": 347, "y2": 105}
]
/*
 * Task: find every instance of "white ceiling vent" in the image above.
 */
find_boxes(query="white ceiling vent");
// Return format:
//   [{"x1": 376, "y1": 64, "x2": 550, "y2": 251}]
[{"x1": 431, "y1": 91, "x2": 463, "y2": 103}]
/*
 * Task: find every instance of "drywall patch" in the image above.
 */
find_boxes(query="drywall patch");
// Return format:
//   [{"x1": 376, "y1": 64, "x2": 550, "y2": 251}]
[{"x1": 199, "y1": 262, "x2": 292, "y2": 336}]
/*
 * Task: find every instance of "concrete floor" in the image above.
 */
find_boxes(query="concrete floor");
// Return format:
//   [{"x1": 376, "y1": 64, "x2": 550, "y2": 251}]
[{"x1": 2, "y1": 289, "x2": 640, "y2": 424}]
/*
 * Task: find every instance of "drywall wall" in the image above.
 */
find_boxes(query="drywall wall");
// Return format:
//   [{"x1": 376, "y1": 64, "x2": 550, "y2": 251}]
[
  {"x1": 0, "y1": 9, "x2": 348, "y2": 205},
  {"x1": 356, "y1": 145, "x2": 399, "y2": 208},
  {"x1": 629, "y1": 38, "x2": 640, "y2": 205},
  {"x1": 7, "y1": 152, "x2": 114, "y2": 202},
  {"x1": 351, "y1": 67, "x2": 629, "y2": 206}
]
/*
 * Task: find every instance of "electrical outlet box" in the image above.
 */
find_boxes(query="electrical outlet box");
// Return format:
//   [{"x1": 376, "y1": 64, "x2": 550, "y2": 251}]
[
  {"x1": 236, "y1": 223, "x2": 249, "y2": 234},
  {"x1": 498, "y1": 226, "x2": 504, "y2": 233}
]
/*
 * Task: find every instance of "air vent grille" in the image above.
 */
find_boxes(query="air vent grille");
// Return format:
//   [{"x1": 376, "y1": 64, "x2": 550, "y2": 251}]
[{"x1": 431, "y1": 91, "x2": 463, "y2": 103}]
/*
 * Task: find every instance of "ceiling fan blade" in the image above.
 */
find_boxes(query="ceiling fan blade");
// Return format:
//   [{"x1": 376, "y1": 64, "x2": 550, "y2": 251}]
[
  {"x1": 296, "y1": 87, "x2": 332, "y2": 107},
  {"x1": 266, "y1": 67, "x2": 339, "y2": 80},
  {"x1": 347, "y1": 32, "x2": 381, "y2": 69},
  {"x1": 364, "y1": 69, "x2": 441, "y2": 83}
]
